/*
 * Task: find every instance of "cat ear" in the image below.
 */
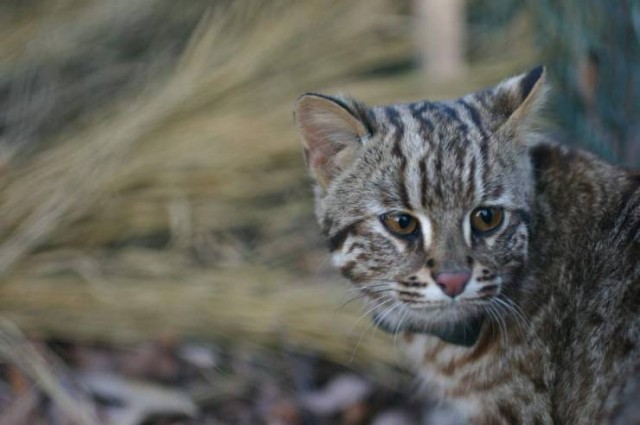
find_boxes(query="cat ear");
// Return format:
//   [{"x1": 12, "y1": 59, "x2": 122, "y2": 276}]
[
  {"x1": 490, "y1": 65, "x2": 548, "y2": 131},
  {"x1": 294, "y1": 93, "x2": 370, "y2": 189}
]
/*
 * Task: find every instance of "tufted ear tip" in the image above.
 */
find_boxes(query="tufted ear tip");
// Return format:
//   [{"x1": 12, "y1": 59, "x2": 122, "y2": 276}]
[
  {"x1": 520, "y1": 65, "x2": 545, "y2": 100},
  {"x1": 486, "y1": 65, "x2": 549, "y2": 130}
]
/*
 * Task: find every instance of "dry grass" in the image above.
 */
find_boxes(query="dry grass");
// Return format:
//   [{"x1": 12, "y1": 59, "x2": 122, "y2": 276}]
[
  {"x1": 0, "y1": 0, "x2": 533, "y2": 374},
  {"x1": 0, "y1": 2, "x2": 540, "y2": 421},
  {"x1": 0, "y1": 0, "x2": 415, "y2": 368}
]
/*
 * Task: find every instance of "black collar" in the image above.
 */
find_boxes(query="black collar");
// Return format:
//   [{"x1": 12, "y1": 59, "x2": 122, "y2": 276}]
[{"x1": 372, "y1": 313, "x2": 485, "y2": 347}]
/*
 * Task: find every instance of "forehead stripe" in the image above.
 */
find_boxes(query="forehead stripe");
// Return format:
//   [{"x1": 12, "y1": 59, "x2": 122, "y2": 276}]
[
  {"x1": 409, "y1": 102, "x2": 436, "y2": 140},
  {"x1": 420, "y1": 158, "x2": 429, "y2": 209},
  {"x1": 439, "y1": 103, "x2": 459, "y2": 120},
  {"x1": 385, "y1": 107, "x2": 411, "y2": 209},
  {"x1": 465, "y1": 158, "x2": 476, "y2": 200},
  {"x1": 438, "y1": 104, "x2": 467, "y2": 135},
  {"x1": 459, "y1": 99, "x2": 489, "y2": 141},
  {"x1": 433, "y1": 149, "x2": 444, "y2": 202},
  {"x1": 409, "y1": 101, "x2": 430, "y2": 117},
  {"x1": 385, "y1": 107, "x2": 405, "y2": 142}
]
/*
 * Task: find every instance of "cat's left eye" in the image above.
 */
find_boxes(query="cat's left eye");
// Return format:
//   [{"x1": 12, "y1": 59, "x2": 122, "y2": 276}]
[
  {"x1": 380, "y1": 213, "x2": 419, "y2": 237},
  {"x1": 470, "y1": 207, "x2": 504, "y2": 233}
]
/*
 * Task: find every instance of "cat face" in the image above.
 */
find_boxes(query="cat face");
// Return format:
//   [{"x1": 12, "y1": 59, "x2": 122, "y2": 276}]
[{"x1": 295, "y1": 67, "x2": 546, "y2": 332}]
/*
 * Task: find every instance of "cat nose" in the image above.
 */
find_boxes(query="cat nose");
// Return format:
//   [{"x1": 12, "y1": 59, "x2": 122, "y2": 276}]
[{"x1": 434, "y1": 271, "x2": 471, "y2": 298}]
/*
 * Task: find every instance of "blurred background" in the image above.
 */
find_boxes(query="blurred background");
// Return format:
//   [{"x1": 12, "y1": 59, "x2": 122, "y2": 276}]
[{"x1": 0, "y1": 0, "x2": 638, "y2": 424}]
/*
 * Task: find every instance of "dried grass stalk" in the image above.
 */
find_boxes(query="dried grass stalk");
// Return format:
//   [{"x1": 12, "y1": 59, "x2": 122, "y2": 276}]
[
  {"x1": 0, "y1": 260, "x2": 397, "y2": 369},
  {"x1": 0, "y1": 0, "x2": 410, "y2": 274}
]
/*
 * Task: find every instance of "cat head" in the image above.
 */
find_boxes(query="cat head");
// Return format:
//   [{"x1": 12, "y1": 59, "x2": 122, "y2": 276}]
[{"x1": 294, "y1": 67, "x2": 547, "y2": 333}]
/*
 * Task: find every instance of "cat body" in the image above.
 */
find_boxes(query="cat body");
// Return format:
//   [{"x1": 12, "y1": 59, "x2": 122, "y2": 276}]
[
  {"x1": 294, "y1": 67, "x2": 640, "y2": 424},
  {"x1": 402, "y1": 141, "x2": 640, "y2": 424}
]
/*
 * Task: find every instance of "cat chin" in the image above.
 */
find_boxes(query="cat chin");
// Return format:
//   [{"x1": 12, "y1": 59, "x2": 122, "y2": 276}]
[{"x1": 372, "y1": 302, "x2": 484, "y2": 335}]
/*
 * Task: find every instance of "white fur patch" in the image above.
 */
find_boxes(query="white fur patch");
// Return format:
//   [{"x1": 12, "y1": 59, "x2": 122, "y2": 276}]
[
  {"x1": 417, "y1": 213, "x2": 434, "y2": 250},
  {"x1": 331, "y1": 252, "x2": 347, "y2": 268},
  {"x1": 462, "y1": 213, "x2": 472, "y2": 247},
  {"x1": 459, "y1": 262, "x2": 497, "y2": 300},
  {"x1": 331, "y1": 236, "x2": 354, "y2": 267}
]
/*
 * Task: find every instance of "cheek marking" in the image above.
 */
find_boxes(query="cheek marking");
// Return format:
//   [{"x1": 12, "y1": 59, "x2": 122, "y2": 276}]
[
  {"x1": 460, "y1": 262, "x2": 500, "y2": 299},
  {"x1": 483, "y1": 234, "x2": 499, "y2": 248},
  {"x1": 372, "y1": 220, "x2": 407, "y2": 254},
  {"x1": 417, "y1": 214, "x2": 434, "y2": 250},
  {"x1": 403, "y1": 267, "x2": 451, "y2": 303},
  {"x1": 331, "y1": 236, "x2": 354, "y2": 268},
  {"x1": 331, "y1": 252, "x2": 347, "y2": 268}
]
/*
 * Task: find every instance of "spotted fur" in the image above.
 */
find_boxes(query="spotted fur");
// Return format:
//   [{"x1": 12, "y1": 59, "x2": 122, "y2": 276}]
[{"x1": 294, "y1": 67, "x2": 640, "y2": 424}]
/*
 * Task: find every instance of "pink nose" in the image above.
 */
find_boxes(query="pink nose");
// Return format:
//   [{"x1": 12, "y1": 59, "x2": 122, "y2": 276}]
[{"x1": 435, "y1": 271, "x2": 471, "y2": 298}]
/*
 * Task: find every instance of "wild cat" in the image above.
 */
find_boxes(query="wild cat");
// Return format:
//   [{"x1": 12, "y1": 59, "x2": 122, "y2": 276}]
[{"x1": 294, "y1": 67, "x2": 640, "y2": 424}]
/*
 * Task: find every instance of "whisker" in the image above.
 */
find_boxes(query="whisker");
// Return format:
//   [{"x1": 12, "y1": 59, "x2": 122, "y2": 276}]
[
  {"x1": 348, "y1": 300, "x2": 402, "y2": 364},
  {"x1": 393, "y1": 307, "x2": 411, "y2": 354},
  {"x1": 336, "y1": 286, "x2": 392, "y2": 312},
  {"x1": 344, "y1": 283, "x2": 389, "y2": 293},
  {"x1": 492, "y1": 296, "x2": 530, "y2": 337},
  {"x1": 495, "y1": 303, "x2": 510, "y2": 348},
  {"x1": 347, "y1": 297, "x2": 395, "y2": 336},
  {"x1": 485, "y1": 302, "x2": 509, "y2": 348},
  {"x1": 335, "y1": 293, "x2": 368, "y2": 312}
]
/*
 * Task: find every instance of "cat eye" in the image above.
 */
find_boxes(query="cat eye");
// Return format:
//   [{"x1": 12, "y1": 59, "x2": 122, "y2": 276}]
[
  {"x1": 380, "y1": 213, "x2": 419, "y2": 237},
  {"x1": 470, "y1": 207, "x2": 504, "y2": 233}
]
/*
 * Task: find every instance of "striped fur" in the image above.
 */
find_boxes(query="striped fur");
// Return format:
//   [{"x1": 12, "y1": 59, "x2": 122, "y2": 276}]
[{"x1": 294, "y1": 67, "x2": 640, "y2": 424}]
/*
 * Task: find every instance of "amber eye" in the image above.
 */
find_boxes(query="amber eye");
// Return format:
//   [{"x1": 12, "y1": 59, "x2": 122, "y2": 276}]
[
  {"x1": 470, "y1": 207, "x2": 504, "y2": 233},
  {"x1": 381, "y1": 213, "x2": 419, "y2": 236}
]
